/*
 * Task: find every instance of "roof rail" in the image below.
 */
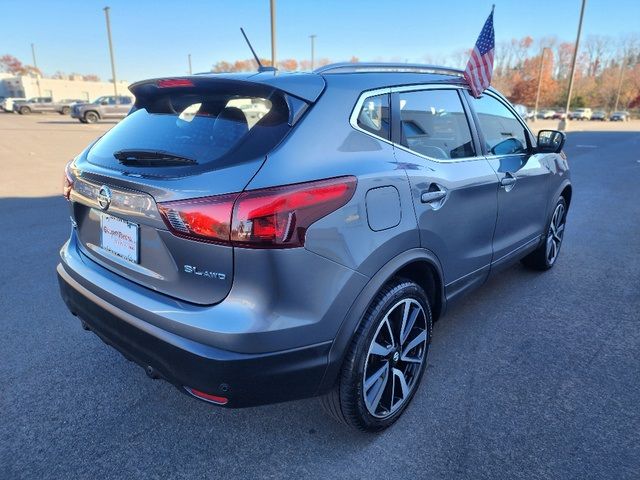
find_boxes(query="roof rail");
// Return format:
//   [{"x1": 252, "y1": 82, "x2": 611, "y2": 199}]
[{"x1": 313, "y1": 62, "x2": 465, "y2": 76}]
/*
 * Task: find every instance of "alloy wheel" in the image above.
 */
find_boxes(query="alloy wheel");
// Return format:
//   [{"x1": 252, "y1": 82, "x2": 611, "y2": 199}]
[
  {"x1": 546, "y1": 203, "x2": 566, "y2": 265},
  {"x1": 363, "y1": 298, "x2": 428, "y2": 418}
]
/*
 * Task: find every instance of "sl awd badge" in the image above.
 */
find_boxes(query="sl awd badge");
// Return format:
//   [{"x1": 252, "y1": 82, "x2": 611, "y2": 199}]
[{"x1": 184, "y1": 265, "x2": 226, "y2": 280}]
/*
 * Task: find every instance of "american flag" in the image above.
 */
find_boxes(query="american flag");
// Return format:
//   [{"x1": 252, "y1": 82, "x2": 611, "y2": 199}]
[{"x1": 464, "y1": 7, "x2": 495, "y2": 98}]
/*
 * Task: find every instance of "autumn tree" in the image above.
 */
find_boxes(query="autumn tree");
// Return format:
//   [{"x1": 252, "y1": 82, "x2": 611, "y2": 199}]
[
  {"x1": 277, "y1": 59, "x2": 298, "y2": 71},
  {"x1": 0, "y1": 54, "x2": 41, "y2": 76}
]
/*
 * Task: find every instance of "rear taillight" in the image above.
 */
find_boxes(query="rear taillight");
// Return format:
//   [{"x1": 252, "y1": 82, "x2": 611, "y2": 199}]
[
  {"x1": 63, "y1": 160, "x2": 74, "y2": 200},
  {"x1": 157, "y1": 193, "x2": 238, "y2": 244},
  {"x1": 231, "y1": 177, "x2": 357, "y2": 248},
  {"x1": 158, "y1": 176, "x2": 356, "y2": 248}
]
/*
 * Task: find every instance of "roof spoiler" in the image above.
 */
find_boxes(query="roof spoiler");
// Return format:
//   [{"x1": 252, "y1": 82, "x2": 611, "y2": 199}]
[{"x1": 129, "y1": 74, "x2": 325, "y2": 103}]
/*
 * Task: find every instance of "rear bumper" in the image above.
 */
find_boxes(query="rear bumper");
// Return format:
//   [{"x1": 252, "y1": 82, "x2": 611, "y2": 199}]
[{"x1": 57, "y1": 263, "x2": 331, "y2": 407}]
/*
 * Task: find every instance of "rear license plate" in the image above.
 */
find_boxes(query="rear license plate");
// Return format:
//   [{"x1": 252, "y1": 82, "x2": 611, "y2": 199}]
[{"x1": 100, "y1": 213, "x2": 139, "y2": 263}]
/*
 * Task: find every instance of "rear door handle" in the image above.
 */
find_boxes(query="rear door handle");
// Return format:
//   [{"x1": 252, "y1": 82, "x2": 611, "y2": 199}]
[
  {"x1": 421, "y1": 185, "x2": 447, "y2": 204},
  {"x1": 500, "y1": 172, "x2": 517, "y2": 188}
]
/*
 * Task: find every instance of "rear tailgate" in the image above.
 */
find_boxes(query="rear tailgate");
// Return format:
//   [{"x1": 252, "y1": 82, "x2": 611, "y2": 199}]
[{"x1": 67, "y1": 75, "x2": 322, "y2": 305}]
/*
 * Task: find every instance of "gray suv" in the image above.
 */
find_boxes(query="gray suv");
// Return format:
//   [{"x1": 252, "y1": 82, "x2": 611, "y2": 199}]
[
  {"x1": 70, "y1": 95, "x2": 133, "y2": 123},
  {"x1": 58, "y1": 64, "x2": 571, "y2": 431}
]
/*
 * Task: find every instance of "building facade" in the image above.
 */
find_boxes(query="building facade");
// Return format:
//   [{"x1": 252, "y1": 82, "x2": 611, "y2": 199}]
[{"x1": 0, "y1": 74, "x2": 130, "y2": 101}]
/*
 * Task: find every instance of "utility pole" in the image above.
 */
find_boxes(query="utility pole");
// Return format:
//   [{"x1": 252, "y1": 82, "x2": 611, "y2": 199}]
[
  {"x1": 559, "y1": 0, "x2": 587, "y2": 131},
  {"x1": 270, "y1": 0, "x2": 277, "y2": 69},
  {"x1": 103, "y1": 6, "x2": 118, "y2": 96},
  {"x1": 188, "y1": 53, "x2": 193, "y2": 75},
  {"x1": 613, "y1": 57, "x2": 626, "y2": 112},
  {"x1": 31, "y1": 43, "x2": 41, "y2": 96},
  {"x1": 532, "y1": 47, "x2": 548, "y2": 122},
  {"x1": 309, "y1": 34, "x2": 316, "y2": 70},
  {"x1": 30, "y1": 43, "x2": 39, "y2": 71}
]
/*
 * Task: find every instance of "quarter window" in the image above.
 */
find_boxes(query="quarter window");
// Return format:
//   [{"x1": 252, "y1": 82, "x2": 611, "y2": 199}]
[
  {"x1": 398, "y1": 89, "x2": 475, "y2": 160},
  {"x1": 356, "y1": 94, "x2": 390, "y2": 140},
  {"x1": 469, "y1": 94, "x2": 528, "y2": 155}
]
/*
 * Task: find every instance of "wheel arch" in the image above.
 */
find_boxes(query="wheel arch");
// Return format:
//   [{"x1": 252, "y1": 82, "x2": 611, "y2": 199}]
[
  {"x1": 84, "y1": 109, "x2": 101, "y2": 119},
  {"x1": 560, "y1": 183, "x2": 572, "y2": 209},
  {"x1": 317, "y1": 248, "x2": 445, "y2": 394}
]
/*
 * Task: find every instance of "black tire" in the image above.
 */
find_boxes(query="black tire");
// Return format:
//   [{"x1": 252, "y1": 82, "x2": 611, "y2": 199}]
[
  {"x1": 19, "y1": 106, "x2": 30, "y2": 115},
  {"x1": 61, "y1": 107, "x2": 70, "y2": 115},
  {"x1": 522, "y1": 196, "x2": 568, "y2": 270},
  {"x1": 320, "y1": 278, "x2": 433, "y2": 432},
  {"x1": 79, "y1": 118, "x2": 88, "y2": 124},
  {"x1": 84, "y1": 111, "x2": 99, "y2": 123}
]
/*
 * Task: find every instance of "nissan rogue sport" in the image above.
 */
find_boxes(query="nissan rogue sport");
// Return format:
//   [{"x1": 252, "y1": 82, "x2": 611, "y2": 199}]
[{"x1": 58, "y1": 63, "x2": 571, "y2": 431}]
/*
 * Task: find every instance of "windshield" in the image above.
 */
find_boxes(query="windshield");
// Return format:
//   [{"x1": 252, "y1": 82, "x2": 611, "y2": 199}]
[{"x1": 87, "y1": 90, "x2": 291, "y2": 175}]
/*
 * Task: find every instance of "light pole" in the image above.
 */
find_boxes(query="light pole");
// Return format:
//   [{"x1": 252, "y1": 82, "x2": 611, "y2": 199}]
[
  {"x1": 188, "y1": 53, "x2": 193, "y2": 75},
  {"x1": 559, "y1": 0, "x2": 587, "y2": 131},
  {"x1": 103, "y1": 6, "x2": 118, "y2": 97},
  {"x1": 613, "y1": 57, "x2": 627, "y2": 112},
  {"x1": 31, "y1": 43, "x2": 41, "y2": 96},
  {"x1": 309, "y1": 34, "x2": 316, "y2": 70},
  {"x1": 270, "y1": 0, "x2": 277, "y2": 69},
  {"x1": 532, "y1": 47, "x2": 549, "y2": 122}
]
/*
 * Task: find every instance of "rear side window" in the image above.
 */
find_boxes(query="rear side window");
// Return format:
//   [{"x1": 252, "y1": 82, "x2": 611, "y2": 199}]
[
  {"x1": 468, "y1": 94, "x2": 528, "y2": 155},
  {"x1": 87, "y1": 89, "x2": 291, "y2": 175},
  {"x1": 398, "y1": 89, "x2": 475, "y2": 160},
  {"x1": 356, "y1": 94, "x2": 390, "y2": 140}
]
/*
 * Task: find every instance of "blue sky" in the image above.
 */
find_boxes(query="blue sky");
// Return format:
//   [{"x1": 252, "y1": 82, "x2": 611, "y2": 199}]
[{"x1": 1, "y1": 0, "x2": 638, "y2": 81}]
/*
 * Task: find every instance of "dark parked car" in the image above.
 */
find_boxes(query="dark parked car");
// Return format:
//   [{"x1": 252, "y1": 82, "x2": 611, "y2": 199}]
[
  {"x1": 70, "y1": 95, "x2": 133, "y2": 123},
  {"x1": 58, "y1": 63, "x2": 571, "y2": 431},
  {"x1": 610, "y1": 111, "x2": 630, "y2": 121},
  {"x1": 591, "y1": 110, "x2": 607, "y2": 121}
]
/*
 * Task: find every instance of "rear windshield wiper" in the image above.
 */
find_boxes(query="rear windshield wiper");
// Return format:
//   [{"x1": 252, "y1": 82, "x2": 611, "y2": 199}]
[{"x1": 113, "y1": 149, "x2": 198, "y2": 167}]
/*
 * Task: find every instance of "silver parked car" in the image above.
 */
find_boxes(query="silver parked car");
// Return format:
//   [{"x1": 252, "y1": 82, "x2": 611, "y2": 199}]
[
  {"x1": 14, "y1": 96, "x2": 57, "y2": 114},
  {"x1": 610, "y1": 111, "x2": 630, "y2": 121},
  {"x1": 58, "y1": 63, "x2": 571, "y2": 431},
  {"x1": 70, "y1": 95, "x2": 133, "y2": 123},
  {"x1": 54, "y1": 99, "x2": 85, "y2": 115}
]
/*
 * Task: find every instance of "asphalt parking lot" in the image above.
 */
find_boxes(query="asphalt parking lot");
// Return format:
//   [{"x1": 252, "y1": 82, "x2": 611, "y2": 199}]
[{"x1": 1, "y1": 113, "x2": 639, "y2": 479}]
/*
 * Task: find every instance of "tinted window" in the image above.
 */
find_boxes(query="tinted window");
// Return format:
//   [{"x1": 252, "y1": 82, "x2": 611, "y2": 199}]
[
  {"x1": 119, "y1": 96, "x2": 132, "y2": 105},
  {"x1": 469, "y1": 94, "x2": 528, "y2": 155},
  {"x1": 398, "y1": 89, "x2": 475, "y2": 160},
  {"x1": 87, "y1": 91, "x2": 291, "y2": 175},
  {"x1": 356, "y1": 94, "x2": 390, "y2": 140}
]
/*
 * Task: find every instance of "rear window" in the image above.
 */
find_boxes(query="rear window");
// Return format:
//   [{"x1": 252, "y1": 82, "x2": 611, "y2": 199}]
[{"x1": 86, "y1": 89, "x2": 291, "y2": 175}]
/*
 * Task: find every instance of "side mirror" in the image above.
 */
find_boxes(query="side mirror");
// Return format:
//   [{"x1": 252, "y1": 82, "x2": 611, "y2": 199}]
[
  {"x1": 100, "y1": 100, "x2": 109, "y2": 105},
  {"x1": 537, "y1": 130, "x2": 565, "y2": 153}
]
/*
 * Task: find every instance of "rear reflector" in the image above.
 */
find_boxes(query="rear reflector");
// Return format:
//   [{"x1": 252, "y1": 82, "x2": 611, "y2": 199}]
[
  {"x1": 185, "y1": 387, "x2": 229, "y2": 405},
  {"x1": 158, "y1": 176, "x2": 357, "y2": 248},
  {"x1": 157, "y1": 78, "x2": 194, "y2": 88}
]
